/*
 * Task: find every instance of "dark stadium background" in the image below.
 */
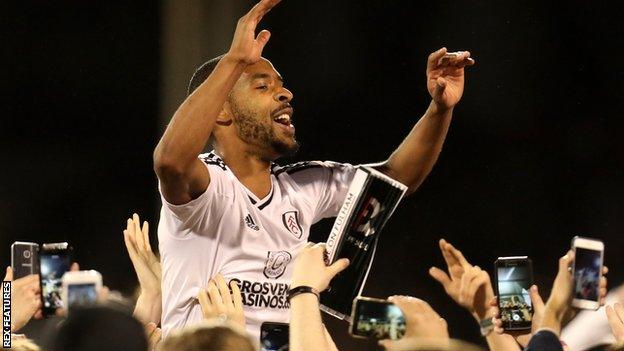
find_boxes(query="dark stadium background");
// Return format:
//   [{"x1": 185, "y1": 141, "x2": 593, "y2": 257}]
[{"x1": 2, "y1": 1, "x2": 624, "y2": 349}]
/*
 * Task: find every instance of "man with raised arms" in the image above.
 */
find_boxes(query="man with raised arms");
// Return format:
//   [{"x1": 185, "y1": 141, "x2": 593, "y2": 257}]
[{"x1": 153, "y1": 0, "x2": 474, "y2": 339}]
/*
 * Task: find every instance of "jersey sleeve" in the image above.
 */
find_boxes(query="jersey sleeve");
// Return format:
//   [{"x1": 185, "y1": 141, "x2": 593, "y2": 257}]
[
  {"x1": 158, "y1": 156, "x2": 233, "y2": 237},
  {"x1": 281, "y1": 161, "x2": 357, "y2": 223},
  {"x1": 314, "y1": 161, "x2": 357, "y2": 221}
]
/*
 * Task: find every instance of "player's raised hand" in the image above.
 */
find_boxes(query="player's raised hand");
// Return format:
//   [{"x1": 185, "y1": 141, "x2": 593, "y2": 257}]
[
  {"x1": 426, "y1": 48, "x2": 475, "y2": 110},
  {"x1": 227, "y1": 0, "x2": 282, "y2": 65}
]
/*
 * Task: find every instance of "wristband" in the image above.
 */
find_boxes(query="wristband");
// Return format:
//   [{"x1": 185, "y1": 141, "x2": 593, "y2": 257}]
[
  {"x1": 479, "y1": 317, "x2": 494, "y2": 337},
  {"x1": 287, "y1": 286, "x2": 320, "y2": 302}
]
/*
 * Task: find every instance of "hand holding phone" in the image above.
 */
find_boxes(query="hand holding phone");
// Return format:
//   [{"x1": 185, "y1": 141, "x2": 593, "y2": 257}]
[
  {"x1": 494, "y1": 256, "x2": 534, "y2": 330},
  {"x1": 40, "y1": 242, "x2": 72, "y2": 316},
  {"x1": 2, "y1": 266, "x2": 41, "y2": 332},
  {"x1": 375, "y1": 296, "x2": 450, "y2": 350},
  {"x1": 349, "y1": 297, "x2": 406, "y2": 340},
  {"x1": 62, "y1": 270, "x2": 102, "y2": 314},
  {"x1": 571, "y1": 237, "x2": 604, "y2": 310}
]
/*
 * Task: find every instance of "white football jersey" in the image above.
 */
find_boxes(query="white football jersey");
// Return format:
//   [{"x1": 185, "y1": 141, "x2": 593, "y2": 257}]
[{"x1": 158, "y1": 152, "x2": 356, "y2": 340}]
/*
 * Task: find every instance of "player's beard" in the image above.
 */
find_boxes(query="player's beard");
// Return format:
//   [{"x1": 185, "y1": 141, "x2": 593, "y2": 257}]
[{"x1": 230, "y1": 100, "x2": 299, "y2": 158}]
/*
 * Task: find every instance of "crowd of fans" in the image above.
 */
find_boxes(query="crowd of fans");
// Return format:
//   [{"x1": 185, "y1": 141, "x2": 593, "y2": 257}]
[{"x1": 2, "y1": 214, "x2": 624, "y2": 351}]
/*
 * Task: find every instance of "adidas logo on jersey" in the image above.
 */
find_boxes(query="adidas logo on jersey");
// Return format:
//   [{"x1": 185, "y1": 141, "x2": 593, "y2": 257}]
[{"x1": 245, "y1": 214, "x2": 259, "y2": 231}]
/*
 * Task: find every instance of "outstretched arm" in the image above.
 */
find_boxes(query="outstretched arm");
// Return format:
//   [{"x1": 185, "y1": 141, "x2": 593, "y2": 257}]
[
  {"x1": 429, "y1": 239, "x2": 522, "y2": 351},
  {"x1": 153, "y1": 0, "x2": 281, "y2": 205},
  {"x1": 289, "y1": 243, "x2": 348, "y2": 351},
  {"x1": 123, "y1": 213, "x2": 162, "y2": 325},
  {"x1": 374, "y1": 48, "x2": 474, "y2": 195}
]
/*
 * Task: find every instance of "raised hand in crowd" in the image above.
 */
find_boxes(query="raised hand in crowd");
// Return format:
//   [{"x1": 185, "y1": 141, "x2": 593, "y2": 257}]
[
  {"x1": 517, "y1": 251, "x2": 576, "y2": 351},
  {"x1": 429, "y1": 239, "x2": 494, "y2": 321},
  {"x1": 2, "y1": 267, "x2": 41, "y2": 332},
  {"x1": 123, "y1": 213, "x2": 162, "y2": 325},
  {"x1": 290, "y1": 243, "x2": 349, "y2": 293},
  {"x1": 378, "y1": 296, "x2": 450, "y2": 351},
  {"x1": 429, "y1": 240, "x2": 522, "y2": 351},
  {"x1": 490, "y1": 255, "x2": 607, "y2": 350},
  {"x1": 539, "y1": 251, "x2": 608, "y2": 335},
  {"x1": 516, "y1": 251, "x2": 607, "y2": 351},
  {"x1": 290, "y1": 243, "x2": 349, "y2": 351},
  {"x1": 540, "y1": 251, "x2": 576, "y2": 335},
  {"x1": 197, "y1": 273, "x2": 245, "y2": 328}
]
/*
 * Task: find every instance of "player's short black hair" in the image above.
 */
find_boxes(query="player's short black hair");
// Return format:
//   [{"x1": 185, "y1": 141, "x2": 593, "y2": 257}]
[{"x1": 187, "y1": 54, "x2": 225, "y2": 96}]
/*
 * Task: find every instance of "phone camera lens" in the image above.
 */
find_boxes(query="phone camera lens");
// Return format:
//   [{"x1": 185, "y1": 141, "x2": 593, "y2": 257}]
[{"x1": 23, "y1": 250, "x2": 31, "y2": 259}]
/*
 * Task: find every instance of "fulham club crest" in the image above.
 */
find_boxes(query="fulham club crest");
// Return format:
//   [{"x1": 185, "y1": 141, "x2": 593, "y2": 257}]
[
  {"x1": 282, "y1": 210, "x2": 303, "y2": 239},
  {"x1": 263, "y1": 251, "x2": 292, "y2": 279}
]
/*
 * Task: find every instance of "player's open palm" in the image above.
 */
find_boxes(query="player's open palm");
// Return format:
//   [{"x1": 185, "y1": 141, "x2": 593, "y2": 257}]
[
  {"x1": 228, "y1": 0, "x2": 282, "y2": 65},
  {"x1": 198, "y1": 274, "x2": 246, "y2": 328},
  {"x1": 426, "y1": 47, "x2": 475, "y2": 110}
]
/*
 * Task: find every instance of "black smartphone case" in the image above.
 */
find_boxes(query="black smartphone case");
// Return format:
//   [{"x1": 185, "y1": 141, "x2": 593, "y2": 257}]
[{"x1": 493, "y1": 257, "x2": 533, "y2": 331}]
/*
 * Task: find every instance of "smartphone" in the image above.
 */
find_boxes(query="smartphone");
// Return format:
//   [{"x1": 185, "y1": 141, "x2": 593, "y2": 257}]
[
  {"x1": 438, "y1": 52, "x2": 461, "y2": 65},
  {"x1": 62, "y1": 270, "x2": 102, "y2": 314},
  {"x1": 40, "y1": 242, "x2": 72, "y2": 316},
  {"x1": 571, "y1": 236, "x2": 604, "y2": 310},
  {"x1": 260, "y1": 322, "x2": 289, "y2": 351},
  {"x1": 11, "y1": 242, "x2": 40, "y2": 279},
  {"x1": 494, "y1": 256, "x2": 533, "y2": 330},
  {"x1": 349, "y1": 296, "x2": 406, "y2": 340}
]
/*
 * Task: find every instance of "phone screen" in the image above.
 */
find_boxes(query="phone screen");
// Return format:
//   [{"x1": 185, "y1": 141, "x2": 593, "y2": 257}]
[
  {"x1": 496, "y1": 261, "x2": 533, "y2": 329},
  {"x1": 573, "y1": 247, "x2": 602, "y2": 302},
  {"x1": 260, "y1": 322, "x2": 289, "y2": 351},
  {"x1": 41, "y1": 252, "x2": 70, "y2": 312},
  {"x1": 68, "y1": 283, "x2": 97, "y2": 311},
  {"x1": 352, "y1": 299, "x2": 406, "y2": 340}
]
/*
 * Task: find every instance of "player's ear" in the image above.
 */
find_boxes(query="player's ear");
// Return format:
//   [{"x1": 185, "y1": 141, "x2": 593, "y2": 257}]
[{"x1": 216, "y1": 105, "x2": 233, "y2": 126}]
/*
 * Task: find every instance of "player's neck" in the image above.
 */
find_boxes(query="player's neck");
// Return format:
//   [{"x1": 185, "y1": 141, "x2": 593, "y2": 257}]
[{"x1": 218, "y1": 146, "x2": 273, "y2": 199}]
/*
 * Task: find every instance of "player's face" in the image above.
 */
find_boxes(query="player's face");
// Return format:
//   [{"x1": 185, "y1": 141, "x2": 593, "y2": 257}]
[{"x1": 228, "y1": 58, "x2": 298, "y2": 159}]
